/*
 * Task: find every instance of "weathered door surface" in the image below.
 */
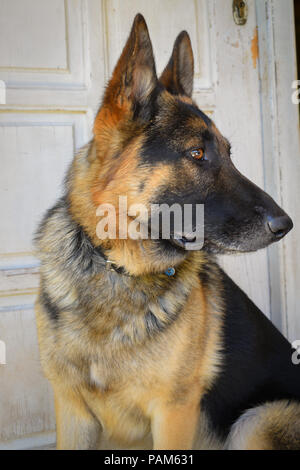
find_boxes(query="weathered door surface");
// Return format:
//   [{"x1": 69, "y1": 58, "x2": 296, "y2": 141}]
[{"x1": 0, "y1": 0, "x2": 299, "y2": 448}]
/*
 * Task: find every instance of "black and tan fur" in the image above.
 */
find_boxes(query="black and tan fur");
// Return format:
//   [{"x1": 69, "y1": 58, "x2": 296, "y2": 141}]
[{"x1": 35, "y1": 15, "x2": 300, "y2": 450}]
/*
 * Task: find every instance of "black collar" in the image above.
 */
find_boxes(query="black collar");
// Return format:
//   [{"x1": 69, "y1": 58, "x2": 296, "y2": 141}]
[
  {"x1": 95, "y1": 244, "x2": 128, "y2": 275},
  {"x1": 97, "y1": 245, "x2": 175, "y2": 277},
  {"x1": 72, "y1": 221, "x2": 175, "y2": 278}
]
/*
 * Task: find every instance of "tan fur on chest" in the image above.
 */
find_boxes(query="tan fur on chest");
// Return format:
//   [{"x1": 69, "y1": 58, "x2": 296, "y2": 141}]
[{"x1": 36, "y1": 271, "x2": 223, "y2": 447}]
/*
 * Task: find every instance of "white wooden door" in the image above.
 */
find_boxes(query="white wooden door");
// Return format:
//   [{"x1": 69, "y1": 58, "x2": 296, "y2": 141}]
[
  {"x1": 0, "y1": 0, "x2": 105, "y2": 449},
  {"x1": 0, "y1": 0, "x2": 299, "y2": 448}
]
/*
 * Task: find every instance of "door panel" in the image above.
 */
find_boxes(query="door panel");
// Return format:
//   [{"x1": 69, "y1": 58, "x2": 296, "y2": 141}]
[
  {"x1": 0, "y1": 0, "x2": 298, "y2": 447},
  {"x1": 103, "y1": 0, "x2": 213, "y2": 90},
  {"x1": 0, "y1": 308, "x2": 55, "y2": 443},
  {"x1": 0, "y1": 0, "x2": 88, "y2": 88}
]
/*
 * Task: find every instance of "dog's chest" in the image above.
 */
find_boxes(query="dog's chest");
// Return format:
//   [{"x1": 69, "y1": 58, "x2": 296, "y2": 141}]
[
  {"x1": 85, "y1": 324, "x2": 194, "y2": 444},
  {"x1": 78, "y1": 272, "x2": 193, "y2": 354},
  {"x1": 81, "y1": 276, "x2": 209, "y2": 393}
]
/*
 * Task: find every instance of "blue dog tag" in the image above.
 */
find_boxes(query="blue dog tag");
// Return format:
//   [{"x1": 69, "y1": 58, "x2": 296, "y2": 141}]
[{"x1": 165, "y1": 267, "x2": 175, "y2": 277}]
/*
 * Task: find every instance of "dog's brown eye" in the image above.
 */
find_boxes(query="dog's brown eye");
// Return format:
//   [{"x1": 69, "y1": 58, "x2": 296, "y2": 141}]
[{"x1": 190, "y1": 148, "x2": 205, "y2": 160}]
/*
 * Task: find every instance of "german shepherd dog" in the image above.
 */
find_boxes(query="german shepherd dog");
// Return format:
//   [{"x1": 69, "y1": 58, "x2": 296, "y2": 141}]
[{"x1": 35, "y1": 14, "x2": 300, "y2": 450}]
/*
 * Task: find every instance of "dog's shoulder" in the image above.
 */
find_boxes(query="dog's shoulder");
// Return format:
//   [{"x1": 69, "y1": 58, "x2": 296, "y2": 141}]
[{"x1": 34, "y1": 196, "x2": 71, "y2": 256}]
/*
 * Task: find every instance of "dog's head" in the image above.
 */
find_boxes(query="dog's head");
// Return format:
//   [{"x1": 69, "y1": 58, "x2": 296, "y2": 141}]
[{"x1": 70, "y1": 14, "x2": 292, "y2": 274}]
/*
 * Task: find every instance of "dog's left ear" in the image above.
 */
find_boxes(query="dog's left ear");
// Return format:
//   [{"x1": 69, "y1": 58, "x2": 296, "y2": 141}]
[{"x1": 159, "y1": 31, "x2": 194, "y2": 97}]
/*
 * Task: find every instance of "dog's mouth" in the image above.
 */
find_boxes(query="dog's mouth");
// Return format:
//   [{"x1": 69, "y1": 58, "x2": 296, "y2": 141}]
[{"x1": 169, "y1": 234, "x2": 198, "y2": 250}]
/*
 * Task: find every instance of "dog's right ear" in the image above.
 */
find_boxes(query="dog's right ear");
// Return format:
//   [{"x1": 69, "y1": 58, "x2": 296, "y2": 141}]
[
  {"x1": 103, "y1": 14, "x2": 157, "y2": 111},
  {"x1": 159, "y1": 31, "x2": 194, "y2": 97}
]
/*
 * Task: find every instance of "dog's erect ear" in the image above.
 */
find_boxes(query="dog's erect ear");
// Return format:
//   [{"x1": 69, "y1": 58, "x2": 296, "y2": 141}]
[
  {"x1": 103, "y1": 14, "x2": 157, "y2": 109},
  {"x1": 159, "y1": 31, "x2": 194, "y2": 97}
]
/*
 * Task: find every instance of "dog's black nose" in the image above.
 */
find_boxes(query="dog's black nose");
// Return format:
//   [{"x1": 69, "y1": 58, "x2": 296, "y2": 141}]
[{"x1": 267, "y1": 215, "x2": 293, "y2": 239}]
